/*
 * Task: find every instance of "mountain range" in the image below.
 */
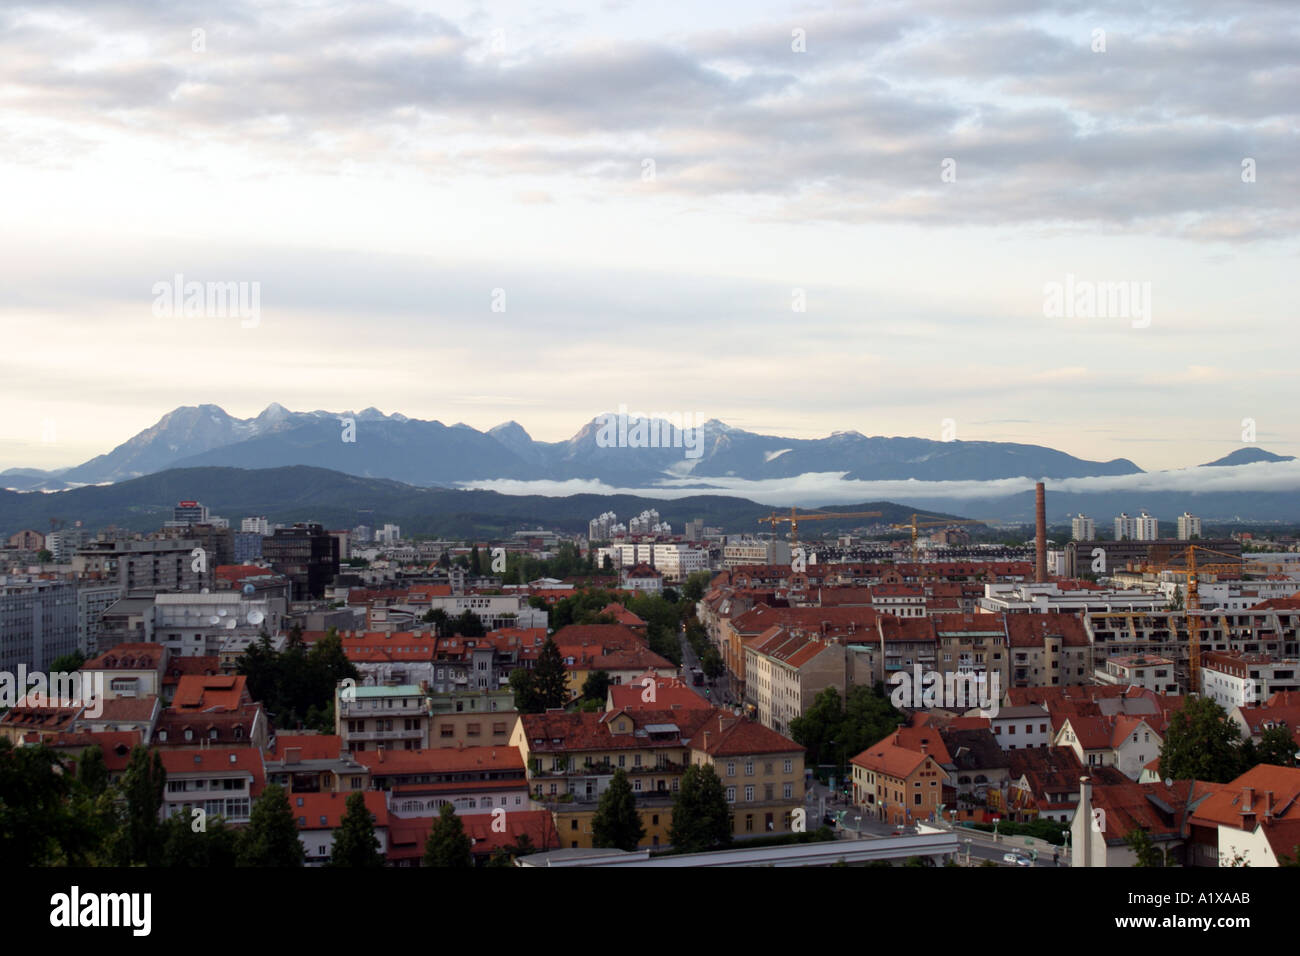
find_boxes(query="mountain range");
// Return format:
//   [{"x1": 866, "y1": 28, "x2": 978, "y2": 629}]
[{"x1": 4, "y1": 403, "x2": 1144, "y2": 491}]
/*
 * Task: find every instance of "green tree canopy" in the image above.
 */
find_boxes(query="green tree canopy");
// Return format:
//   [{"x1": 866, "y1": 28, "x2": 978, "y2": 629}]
[
  {"x1": 1255, "y1": 725, "x2": 1298, "y2": 768},
  {"x1": 329, "y1": 791, "x2": 385, "y2": 867},
  {"x1": 669, "y1": 764, "x2": 732, "y2": 853},
  {"x1": 531, "y1": 638, "x2": 571, "y2": 710},
  {"x1": 119, "y1": 744, "x2": 167, "y2": 866},
  {"x1": 592, "y1": 768, "x2": 645, "y2": 852},
  {"x1": 581, "y1": 670, "x2": 612, "y2": 704},
  {"x1": 1158, "y1": 696, "x2": 1248, "y2": 783},
  {"x1": 423, "y1": 803, "x2": 473, "y2": 867},
  {"x1": 237, "y1": 783, "x2": 306, "y2": 867}
]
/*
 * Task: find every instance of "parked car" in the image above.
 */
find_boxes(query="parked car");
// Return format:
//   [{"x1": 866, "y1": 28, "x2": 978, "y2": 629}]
[{"x1": 1002, "y1": 852, "x2": 1032, "y2": 867}]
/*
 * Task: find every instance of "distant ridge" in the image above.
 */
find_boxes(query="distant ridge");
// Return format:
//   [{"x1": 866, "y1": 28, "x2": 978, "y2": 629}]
[{"x1": 2, "y1": 403, "x2": 1145, "y2": 491}]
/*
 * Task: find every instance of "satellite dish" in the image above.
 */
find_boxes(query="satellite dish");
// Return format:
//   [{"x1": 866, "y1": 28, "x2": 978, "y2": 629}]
[
  {"x1": 208, "y1": 616, "x2": 220, "y2": 625},
  {"x1": 248, "y1": 610, "x2": 265, "y2": 626}
]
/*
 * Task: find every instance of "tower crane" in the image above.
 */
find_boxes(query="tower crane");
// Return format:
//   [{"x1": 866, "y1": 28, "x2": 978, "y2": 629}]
[
  {"x1": 1133, "y1": 544, "x2": 1272, "y2": 694},
  {"x1": 889, "y1": 514, "x2": 991, "y2": 562},
  {"x1": 757, "y1": 508, "x2": 883, "y2": 548}
]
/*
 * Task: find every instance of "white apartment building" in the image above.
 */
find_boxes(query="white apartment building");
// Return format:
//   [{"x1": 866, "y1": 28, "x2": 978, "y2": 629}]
[
  {"x1": 377, "y1": 524, "x2": 402, "y2": 546},
  {"x1": 979, "y1": 582, "x2": 1165, "y2": 615},
  {"x1": 723, "y1": 539, "x2": 792, "y2": 569},
  {"x1": 241, "y1": 516, "x2": 271, "y2": 535},
  {"x1": 1202, "y1": 653, "x2": 1300, "y2": 709},
  {"x1": 1176, "y1": 512, "x2": 1202, "y2": 540},
  {"x1": 1071, "y1": 514, "x2": 1096, "y2": 541},
  {"x1": 1113, "y1": 512, "x2": 1158, "y2": 540},
  {"x1": 151, "y1": 591, "x2": 284, "y2": 658},
  {"x1": 1094, "y1": 654, "x2": 1179, "y2": 694}
]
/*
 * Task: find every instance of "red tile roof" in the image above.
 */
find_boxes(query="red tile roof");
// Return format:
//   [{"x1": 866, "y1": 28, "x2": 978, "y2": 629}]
[
  {"x1": 355, "y1": 746, "x2": 524, "y2": 776},
  {"x1": 171, "y1": 674, "x2": 250, "y2": 712},
  {"x1": 84, "y1": 643, "x2": 166, "y2": 671},
  {"x1": 290, "y1": 790, "x2": 388, "y2": 830},
  {"x1": 689, "y1": 712, "x2": 802, "y2": 757}
]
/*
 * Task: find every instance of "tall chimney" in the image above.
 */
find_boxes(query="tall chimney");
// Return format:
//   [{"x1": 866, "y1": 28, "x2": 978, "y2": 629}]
[{"x1": 1035, "y1": 482, "x2": 1048, "y2": 584}]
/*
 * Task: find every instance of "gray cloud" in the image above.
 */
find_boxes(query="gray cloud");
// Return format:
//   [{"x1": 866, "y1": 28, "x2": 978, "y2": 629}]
[{"x1": 0, "y1": 0, "x2": 1295, "y2": 237}]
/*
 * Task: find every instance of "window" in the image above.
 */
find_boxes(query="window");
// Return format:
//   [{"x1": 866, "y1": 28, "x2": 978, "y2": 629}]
[
  {"x1": 744, "y1": 761, "x2": 754, "y2": 776},
  {"x1": 783, "y1": 783, "x2": 793, "y2": 800},
  {"x1": 783, "y1": 759, "x2": 792, "y2": 774},
  {"x1": 467, "y1": 723, "x2": 481, "y2": 737},
  {"x1": 726, "y1": 761, "x2": 736, "y2": 777},
  {"x1": 726, "y1": 787, "x2": 736, "y2": 802},
  {"x1": 745, "y1": 785, "x2": 754, "y2": 801},
  {"x1": 440, "y1": 726, "x2": 454, "y2": 738}
]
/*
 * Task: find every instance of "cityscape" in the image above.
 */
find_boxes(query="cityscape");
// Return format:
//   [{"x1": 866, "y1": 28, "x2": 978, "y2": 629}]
[{"x1": 1, "y1": 0, "x2": 1293, "y2": 936}]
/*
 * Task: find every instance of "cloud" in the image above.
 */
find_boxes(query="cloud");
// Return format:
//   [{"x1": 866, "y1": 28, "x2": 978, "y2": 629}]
[
  {"x1": 456, "y1": 459, "x2": 1300, "y2": 506},
  {"x1": 1, "y1": 0, "x2": 1296, "y2": 237}
]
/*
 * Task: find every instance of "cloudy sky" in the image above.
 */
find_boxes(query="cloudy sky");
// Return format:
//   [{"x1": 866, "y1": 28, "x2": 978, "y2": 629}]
[{"x1": 1, "y1": 0, "x2": 1296, "y2": 475}]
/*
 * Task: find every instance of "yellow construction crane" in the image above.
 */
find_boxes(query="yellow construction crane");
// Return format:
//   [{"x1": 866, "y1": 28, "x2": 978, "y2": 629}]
[
  {"x1": 1134, "y1": 545, "x2": 1272, "y2": 694},
  {"x1": 758, "y1": 508, "x2": 883, "y2": 547},
  {"x1": 889, "y1": 514, "x2": 990, "y2": 561}
]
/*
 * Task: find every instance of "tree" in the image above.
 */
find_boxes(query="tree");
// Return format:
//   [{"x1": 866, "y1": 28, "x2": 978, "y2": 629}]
[
  {"x1": 423, "y1": 607, "x2": 450, "y2": 636},
  {"x1": 452, "y1": 609, "x2": 486, "y2": 638},
  {"x1": 423, "y1": 803, "x2": 473, "y2": 867},
  {"x1": 119, "y1": 745, "x2": 167, "y2": 866},
  {"x1": 237, "y1": 784, "x2": 306, "y2": 867},
  {"x1": 470, "y1": 546, "x2": 482, "y2": 575},
  {"x1": 700, "y1": 645, "x2": 725, "y2": 681},
  {"x1": 1255, "y1": 725, "x2": 1298, "y2": 768},
  {"x1": 1158, "y1": 696, "x2": 1248, "y2": 783},
  {"x1": 161, "y1": 813, "x2": 239, "y2": 867},
  {"x1": 531, "y1": 639, "x2": 571, "y2": 710},
  {"x1": 681, "y1": 570, "x2": 713, "y2": 604},
  {"x1": 1124, "y1": 827, "x2": 1167, "y2": 867},
  {"x1": 592, "y1": 768, "x2": 645, "y2": 851},
  {"x1": 49, "y1": 649, "x2": 86, "y2": 673},
  {"x1": 789, "y1": 687, "x2": 846, "y2": 768},
  {"x1": 0, "y1": 739, "x2": 91, "y2": 866},
  {"x1": 76, "y1": 744, "x2": 109, "y2": 796},
  {"x1": 508, "y1": 668, "x2": 542, "y2": 714},
  {"x1": 581, "y1": 670, "x2": 612, "y2": 704},
  {"x1": 329, "y1": 792, "x2": 384, "y2": 867},
  {"x1": 669, "y1": 764, "x2": 732, "y2": 852},
  {"x1": 36, "y1": 548, "x2": 53, "y2": 564}
]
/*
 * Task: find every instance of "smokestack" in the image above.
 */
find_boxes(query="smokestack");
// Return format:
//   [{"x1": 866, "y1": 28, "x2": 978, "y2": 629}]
[{"x1": 1035, "y1": 482, "x2": 1048, "y2": 583}]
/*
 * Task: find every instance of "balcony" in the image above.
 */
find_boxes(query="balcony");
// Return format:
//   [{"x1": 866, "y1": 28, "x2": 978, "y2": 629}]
[{"x1": 347, "y1": 729, "x2": 424, "y2": 741}]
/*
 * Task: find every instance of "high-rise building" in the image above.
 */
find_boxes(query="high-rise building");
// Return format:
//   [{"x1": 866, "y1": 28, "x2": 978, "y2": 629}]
[
  {"x1": 241, "y1": 516, "x2": 271, "y2": 535},
  {"x1": 1114, "y1": 513, "x2": 1136, "y2": 541},
  {"x1": 0, "y1": 579, "x2": 78, "y2": 673},
  {"x1": 1134, "y1": 511, "x2": 1159, "y2": 541},
  {"x1": 1071, "y1": 514, "x2": 1095, "y2": 541},
  {"x1": 233, "y1": 532, "x2": 264, "y2": 564},
  {"x1": 172, "y1": 500, "x2": 209, "y2": 525},
  {"x1": 72, "y1": 538, "x2": 214, "y2": 592},
  {"x1": 1177, "y1": 512, "x2": 1202, "y2": 540},
  {"x1": 45, "y1": 527, "x2": 91, "y2": 562},
  {"x1": 262, "y1": 524, "x2": 339, "y2": 600}
]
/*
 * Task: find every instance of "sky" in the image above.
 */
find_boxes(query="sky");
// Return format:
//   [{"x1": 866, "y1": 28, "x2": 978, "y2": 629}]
[{"x1": 1, "y1": 0, "x2": 1297, "y2": 475}]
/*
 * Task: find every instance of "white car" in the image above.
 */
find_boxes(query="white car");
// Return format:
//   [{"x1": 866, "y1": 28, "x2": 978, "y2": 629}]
[{"x1": 1002, "y1": 852, "x2": 1032, "y2": 867}]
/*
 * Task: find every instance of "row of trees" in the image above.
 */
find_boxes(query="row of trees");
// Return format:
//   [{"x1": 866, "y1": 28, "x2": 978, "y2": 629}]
[{"x1": 589, "y1": 764, "x2": 733, "y2": 853}]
